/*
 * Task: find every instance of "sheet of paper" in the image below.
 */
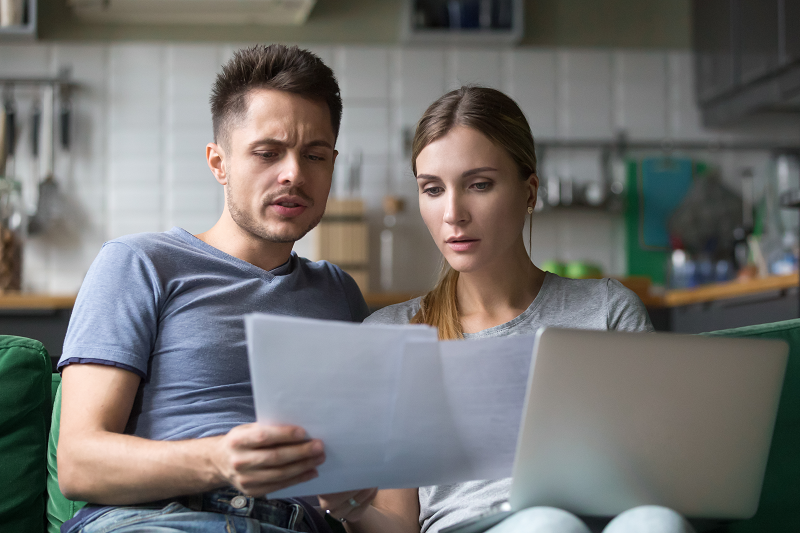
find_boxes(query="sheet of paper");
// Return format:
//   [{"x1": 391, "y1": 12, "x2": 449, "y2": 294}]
[
  {"x1": 245, "y1": 314, "x2": 437, "y2": 495},
  {"x1": 437, "y1": 336, "x2": 536, "y2": 480},
  {"x1": 245, "y1": 313, "x2": 536, "y2": 498}
]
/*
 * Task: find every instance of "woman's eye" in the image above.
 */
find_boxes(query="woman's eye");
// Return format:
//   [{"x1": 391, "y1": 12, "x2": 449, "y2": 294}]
[
  {"x1": 423, "y1": 186, "x2": 443, "y2": 196},
  {"x1": 472, "y1": 182, "x2": 492, "y2": 191}
]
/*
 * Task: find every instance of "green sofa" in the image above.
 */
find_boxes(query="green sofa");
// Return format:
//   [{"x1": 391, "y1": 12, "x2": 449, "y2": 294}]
[{"x1": 2, "y1": 320, "x2": 799, "y2": 533}]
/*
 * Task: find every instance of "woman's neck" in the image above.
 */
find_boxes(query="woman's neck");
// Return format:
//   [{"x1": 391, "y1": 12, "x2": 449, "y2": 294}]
[{"x1": 456, "y1": 244, "x2": 546, "y2": 334}]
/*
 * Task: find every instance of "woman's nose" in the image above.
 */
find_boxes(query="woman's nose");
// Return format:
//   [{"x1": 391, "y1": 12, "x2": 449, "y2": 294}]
[{"x1": 442, "y1": 192, "x2": 469, "y2": 225}]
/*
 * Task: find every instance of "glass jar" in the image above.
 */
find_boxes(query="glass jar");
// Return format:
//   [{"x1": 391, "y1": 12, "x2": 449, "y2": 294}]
[{"x1": 0, "y1": 176, "x2": 23, "y2": 291}]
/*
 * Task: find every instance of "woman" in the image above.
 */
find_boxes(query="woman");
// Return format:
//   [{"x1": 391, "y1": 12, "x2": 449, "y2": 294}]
[{"x1": 319, "y1": 87, "x2": 694, "y2": 533}]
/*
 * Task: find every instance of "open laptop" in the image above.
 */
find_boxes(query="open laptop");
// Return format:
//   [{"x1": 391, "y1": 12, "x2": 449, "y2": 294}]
[{"x1": 442, "y1": 327, "x2": 788, "y2": 533}]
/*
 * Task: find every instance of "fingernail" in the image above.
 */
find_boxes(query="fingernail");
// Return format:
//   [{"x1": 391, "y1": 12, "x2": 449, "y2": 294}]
[
  {"x1": 294, "y1": 428, "x2": 306, "y2": 439},
  {"x1": 312, "y1": 440, "x2": 324, "y2": 453}
]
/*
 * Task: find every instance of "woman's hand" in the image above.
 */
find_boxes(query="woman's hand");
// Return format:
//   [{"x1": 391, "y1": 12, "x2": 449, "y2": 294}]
[{"x1": 318, "y1": 488, "x2": 379, "y2": 523}]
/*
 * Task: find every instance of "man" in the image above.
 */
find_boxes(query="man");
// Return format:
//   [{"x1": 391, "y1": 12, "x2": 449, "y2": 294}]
[{"x1": 57, "y1": 44, "x2": 368, "y2": 533}]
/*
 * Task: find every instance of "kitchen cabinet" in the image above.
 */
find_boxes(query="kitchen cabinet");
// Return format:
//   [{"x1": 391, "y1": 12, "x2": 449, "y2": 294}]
[
  {"x1": 694, "y1": 0, "x2": 735, "y2": 103},
  {"x1": 644, "y1": 273, "x2": 800, "y2": 333},
  {"x1": 692, "y1": 0, "x2": 800, "y2": 125},
  {"x1": 784, "y1": 0, "x2": 800, "y2": 64},
  {"x1": 739, "y1": 0, "x2": 779, "y2": 84},
  {"x1": 0, "y1": 294, "x2": 74, "y2": 370}
]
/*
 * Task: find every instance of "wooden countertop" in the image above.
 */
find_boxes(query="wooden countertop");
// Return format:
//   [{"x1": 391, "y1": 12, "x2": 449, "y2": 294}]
[
  {"x1": 0, "y1": 293, "x2": 77, "y2": 310},
  {"x1": 653, "y1": 273, "x2": 799, "y2": 307},
  {"x1": 2, "y1": 273, "x2": 797, "y2": 311}
]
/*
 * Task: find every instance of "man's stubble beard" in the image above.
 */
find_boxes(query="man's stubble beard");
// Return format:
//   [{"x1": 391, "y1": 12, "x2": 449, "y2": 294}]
[{"x1": 225, "y1": 170, "x2": 325, "y2": 244}]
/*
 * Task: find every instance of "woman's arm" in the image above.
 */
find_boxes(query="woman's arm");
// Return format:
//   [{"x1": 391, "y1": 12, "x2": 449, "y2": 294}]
[{"x1": 319, "y1": 488, "x2": 420, "y2": 533}]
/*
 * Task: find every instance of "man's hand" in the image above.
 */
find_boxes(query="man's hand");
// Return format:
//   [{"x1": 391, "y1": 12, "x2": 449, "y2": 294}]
[
  {"x1": 58, "y1": 363, "x2": 327, "y2": 504},
  {"x1": 212, "y1": 423, "x2": 326, "y2": 496},
  {"x1": 318, "y1": 488, "x2": 379, "y2": 523}
]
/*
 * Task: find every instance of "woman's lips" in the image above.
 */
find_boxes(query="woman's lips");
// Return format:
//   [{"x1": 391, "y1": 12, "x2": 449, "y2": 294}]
[{"x1": 447, "y1": 239, "x2": 479, "y2": 252}]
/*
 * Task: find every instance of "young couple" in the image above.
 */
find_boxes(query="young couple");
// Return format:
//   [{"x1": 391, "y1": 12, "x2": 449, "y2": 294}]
[{"x1": 57, "y1": 44, "x2": 692, "y2": 533}]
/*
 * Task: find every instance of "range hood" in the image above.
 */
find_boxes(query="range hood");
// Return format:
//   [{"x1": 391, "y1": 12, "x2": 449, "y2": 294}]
[{"x1": 67, "y1": 0, "x2": 317, "y2": 25}]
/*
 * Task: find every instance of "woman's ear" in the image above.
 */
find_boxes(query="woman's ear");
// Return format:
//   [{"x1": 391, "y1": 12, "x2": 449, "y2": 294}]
[{"x1": 526, "y1": 173, "x2": 539, "y2": 210}]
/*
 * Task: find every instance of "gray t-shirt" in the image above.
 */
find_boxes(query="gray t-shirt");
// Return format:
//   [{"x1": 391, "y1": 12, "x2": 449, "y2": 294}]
[
  {"x1": 365, "y1": 273, "x2": 653, "y2": 533},
  {"x1": 59, "y1": 227, "x2": 369, "y2": 441}
]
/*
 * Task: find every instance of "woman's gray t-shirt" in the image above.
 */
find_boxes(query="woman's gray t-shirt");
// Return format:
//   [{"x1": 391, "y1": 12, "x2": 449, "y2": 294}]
[{"x1": 364, "y1": 273, "x2": 654, "y2": 533}]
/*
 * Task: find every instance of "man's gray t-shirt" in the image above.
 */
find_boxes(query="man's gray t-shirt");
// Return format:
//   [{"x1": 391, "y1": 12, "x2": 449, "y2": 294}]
[
  {"x1": 365, "y1": 273, "x2": 654, "y2": 533},
  {"x1": 58, "y1": 227, "x2": 369, "y2": 441}
]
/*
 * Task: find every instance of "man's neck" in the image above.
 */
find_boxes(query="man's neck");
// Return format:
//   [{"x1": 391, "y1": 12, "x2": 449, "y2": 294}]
[{"x1": 195, "y1": 216, "x2": 295, "y2": 273}]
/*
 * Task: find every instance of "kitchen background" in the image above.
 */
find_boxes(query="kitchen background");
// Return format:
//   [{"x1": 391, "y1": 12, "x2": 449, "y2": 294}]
[{"x1": 2, "y1": 0, "x2": 800, "y2": 347}]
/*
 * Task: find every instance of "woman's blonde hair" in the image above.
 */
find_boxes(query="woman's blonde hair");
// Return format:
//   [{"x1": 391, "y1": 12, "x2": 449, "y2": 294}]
[{"x1": 409, "y1": 86, "x2": 538, "y2": 340}]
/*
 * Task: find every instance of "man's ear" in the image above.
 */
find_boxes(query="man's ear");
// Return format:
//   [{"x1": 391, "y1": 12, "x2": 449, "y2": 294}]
[
  {"x1": 207, "y1": 143, "x2": 227, "y2": 185},
  {"x1": 527, "y1": 172, "x2": 539, "y2": 209}
]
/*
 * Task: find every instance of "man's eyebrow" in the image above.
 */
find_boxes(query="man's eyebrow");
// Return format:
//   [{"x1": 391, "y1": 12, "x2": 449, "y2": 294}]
[
  {"x1": 250, "y1": 138, "x2": 287, "y2": 147},
  {"x1": 305, "y1": 140, "x2": 334, "y2": 150},
  {"x1": 248, "y1": 138, "x2": 334, "y2": 150}
]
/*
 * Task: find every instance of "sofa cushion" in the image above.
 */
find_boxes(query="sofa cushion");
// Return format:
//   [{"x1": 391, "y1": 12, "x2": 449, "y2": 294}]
[
  {"x1": 0, "y1": 335, "x2": 52, "y2": 533},
  {"x1": 47, "y1": 376, "x2": 86, "y2": 533},
  {"x1": 704, "y1": 318, "x2": 800, "y2": 533}
]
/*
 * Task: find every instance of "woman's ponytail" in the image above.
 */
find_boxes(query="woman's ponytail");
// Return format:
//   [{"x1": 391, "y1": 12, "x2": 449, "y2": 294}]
[{"x1": 410, "y1": 265, "x2": 461, "y2": 340}]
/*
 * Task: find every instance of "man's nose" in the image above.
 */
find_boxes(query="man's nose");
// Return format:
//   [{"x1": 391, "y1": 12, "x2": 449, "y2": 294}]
[
  {"x1": 442, "y1": 191, "x2": 469, "y2": 225},
  {"x1": 277, "y1": 153, "x2": 304, "y2": 187}
]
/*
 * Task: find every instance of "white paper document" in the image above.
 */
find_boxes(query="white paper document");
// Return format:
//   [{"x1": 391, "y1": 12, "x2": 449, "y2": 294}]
[{"x1": 245, "y1": 314, "x2": 536, "y2": 498}]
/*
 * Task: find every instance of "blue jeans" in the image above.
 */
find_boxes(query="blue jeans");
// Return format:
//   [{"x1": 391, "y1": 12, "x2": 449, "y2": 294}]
[{"x1": 63, "y1": 489, "x2": 329, "y2": 533}]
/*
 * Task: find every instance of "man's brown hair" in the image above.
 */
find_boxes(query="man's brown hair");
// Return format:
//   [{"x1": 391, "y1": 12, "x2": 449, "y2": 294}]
[{"x1": 210, "y1": 44, "x2": 342, "y2": 148}]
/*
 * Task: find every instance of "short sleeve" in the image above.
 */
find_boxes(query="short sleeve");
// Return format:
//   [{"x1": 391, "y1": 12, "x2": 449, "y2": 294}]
[
  {"x1": 58, "y1": 242, "x2": 162, "y2": 377},
  {"x1": 606, "y1": 278, "x2": 654, "y2": 333},
  {"x1": 335, "y1": 268, "x2": 370, "y2": 322}
]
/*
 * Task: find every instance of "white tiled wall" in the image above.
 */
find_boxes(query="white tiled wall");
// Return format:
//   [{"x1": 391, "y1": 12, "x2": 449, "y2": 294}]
[{"x1": 1, "y1": 42, "x2": 799, "y2": 294}]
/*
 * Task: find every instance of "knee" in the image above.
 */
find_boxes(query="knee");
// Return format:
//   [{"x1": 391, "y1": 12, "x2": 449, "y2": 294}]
[
  {"x1": 489, "y1": 507, "x2": 592, "y2": 533},
  {"x1": 604, "y1": 506, "x2": 695, "y2": 533}
]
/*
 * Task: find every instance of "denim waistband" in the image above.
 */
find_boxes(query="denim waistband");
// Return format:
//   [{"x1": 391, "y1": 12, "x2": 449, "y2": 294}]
[{"x1": 180, "y1": 489, "x2": 309, "y2": 529}]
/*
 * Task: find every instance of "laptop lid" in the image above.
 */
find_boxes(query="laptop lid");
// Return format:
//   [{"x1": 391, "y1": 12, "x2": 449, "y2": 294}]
[{"x1": 509, "y1": 328, "x2": 788, "y2": 519}]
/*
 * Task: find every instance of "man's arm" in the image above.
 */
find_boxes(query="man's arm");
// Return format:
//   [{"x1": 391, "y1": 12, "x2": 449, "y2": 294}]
[{"x1": 58, "y1": 363, "x2": 325, "y2": 504}]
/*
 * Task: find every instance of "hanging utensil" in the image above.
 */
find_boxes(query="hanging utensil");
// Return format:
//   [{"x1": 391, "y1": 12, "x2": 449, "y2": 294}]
[
  {"x1": 59, "y1": 84, "x2": 70, "y2": 151},
  {"x1": 29, "y1": 85, "x2": 63, "y2": 235},
  {"x1": 0, "y1": 102, "x2": 6, "y2": 177},
  {"x1": 2, "y1": 85, "x2": 14, "y2": 172},
  {"x1": 24, "y1": 95, "x2": 41, "y2": 216}
]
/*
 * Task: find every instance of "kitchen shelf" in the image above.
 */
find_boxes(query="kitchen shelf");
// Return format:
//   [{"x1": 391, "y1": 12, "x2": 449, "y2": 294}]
[
  {"x1": 401, "y1": 0, "x2": 523, "y2": 45},
  {"x1": 0, "y1": 0, "x2": 37, "y2": 41}
]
